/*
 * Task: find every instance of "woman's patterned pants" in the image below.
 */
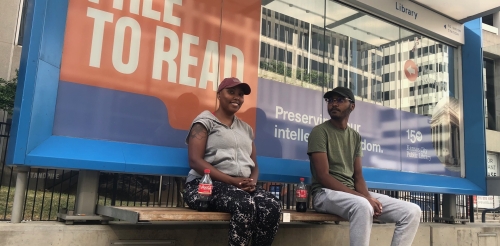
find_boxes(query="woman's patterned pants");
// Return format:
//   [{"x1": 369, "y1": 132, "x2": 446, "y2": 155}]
[{"x1": 184, "y1": 179, "x2": 281, "y2": 246}]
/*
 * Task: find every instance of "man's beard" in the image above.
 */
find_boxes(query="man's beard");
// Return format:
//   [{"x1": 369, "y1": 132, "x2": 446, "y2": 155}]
[{"x1": 329, "y1": 108, "x2": 350, "y2": 120}]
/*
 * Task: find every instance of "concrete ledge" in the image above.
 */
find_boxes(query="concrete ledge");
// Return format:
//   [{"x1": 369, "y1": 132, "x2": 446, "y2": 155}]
[{"x1": 0, "y1": 221, "x2": 499, "y2": 246}]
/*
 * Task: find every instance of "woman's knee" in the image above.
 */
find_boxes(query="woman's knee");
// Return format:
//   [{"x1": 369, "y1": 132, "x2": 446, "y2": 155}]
[
  {"x1": 267, "y1": 196, "x2": 282, "y2": 212},
  {"x1": 234, "y1": 198, "x2": 256, "y2": 215}
]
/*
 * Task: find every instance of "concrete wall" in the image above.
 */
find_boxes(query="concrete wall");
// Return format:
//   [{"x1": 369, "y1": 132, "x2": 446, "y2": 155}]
[
  {"x1": 1, "y1": 221, "x2": 500, "y2": 246},
  {"x1": 0, "y1": 0, "x2": 22, "y2": 81},
  {"x1": 486, "y1": 130, "x2": 500, "y2": 153},
  {"x1": 484, "y1": 31, "x2": 500, "y2": 59}
]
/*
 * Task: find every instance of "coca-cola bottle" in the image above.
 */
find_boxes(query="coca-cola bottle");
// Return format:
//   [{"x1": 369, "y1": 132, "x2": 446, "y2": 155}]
[
  {"x1": 295, "y1": 177, "x2": 307, "y2": 212},
  {"x1": 198, "y1": 169, "x2": 212, "y2": 212}
]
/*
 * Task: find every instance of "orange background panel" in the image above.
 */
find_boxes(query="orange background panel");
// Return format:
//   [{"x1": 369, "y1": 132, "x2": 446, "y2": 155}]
[{"x1": 60, "y1": 0, "x2": 261, "y2": 130}]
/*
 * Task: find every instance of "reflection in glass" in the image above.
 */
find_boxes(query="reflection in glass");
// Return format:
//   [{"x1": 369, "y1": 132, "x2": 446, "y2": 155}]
[{"x1": 258, "y1": 0, "x2": 462, "y2": 173}]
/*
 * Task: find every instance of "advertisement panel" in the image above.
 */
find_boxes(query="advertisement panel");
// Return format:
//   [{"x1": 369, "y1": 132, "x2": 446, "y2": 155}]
[
  {"x1": 9, "y1": 0, "x2": 475, "y2": 192},
  {"x1": 57, "y1": 0, "x2": 261, "y2": 143},
  {"x1": 255, "y1": 78, "x2": 459, "y2": 176},
  {"x1": 49, "y1": 0, "x2": 461, "y2": 177}
]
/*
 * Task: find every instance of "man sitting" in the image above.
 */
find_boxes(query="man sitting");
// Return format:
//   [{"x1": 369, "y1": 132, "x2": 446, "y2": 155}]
[{"x1": 307, "y1": 87, "x2": 422, "y2": 246}]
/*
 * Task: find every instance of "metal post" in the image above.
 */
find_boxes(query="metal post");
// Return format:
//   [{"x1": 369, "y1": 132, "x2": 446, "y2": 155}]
[
  {"x1": 74, "y1": 170, "x2": 100, "y2": 215},
  {"x1": 442, "y1": 194, "x2": 458, "y2": 223},
  {"x1": 469, "y1": 195, "x2": 474, "y2": 223},
  {"x1": 442, "y1": 194, "x2": 457, "y2": 217},
  {"x1": 158, "y1": 176, "x2": 163, "y2": 206},
  {"x1": 11, "y1": 166, "x2": 30, "y2": 223},
  {"x1": 111, "y1": 173, "x2": 118, "y2": 206},
  {"x1": 434, "y1": 194, "x2": 440, "y2": 221}
]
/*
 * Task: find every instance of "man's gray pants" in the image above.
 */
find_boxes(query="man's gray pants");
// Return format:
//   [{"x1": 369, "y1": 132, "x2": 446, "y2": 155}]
[{"x1": 313, "y1": 189, "x2": 422, "y2": 246}]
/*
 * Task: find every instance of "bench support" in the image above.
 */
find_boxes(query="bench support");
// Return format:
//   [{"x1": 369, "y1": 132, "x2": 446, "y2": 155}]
[
  {"x1": 57, "y1": 170, "x2": 112, "y2": 224},
  {"x1": 74, "y1": 170, "x2": 100, "y2": 215},
  {"x1": 434, "y1": 194, "x2": 469, "y2": 224},
  {"x1": 11, "y1": 166, "x2": 30, "y2": 223},
  {"x1": 442, "y1": 194, "x2": 457, "y2": 219}
]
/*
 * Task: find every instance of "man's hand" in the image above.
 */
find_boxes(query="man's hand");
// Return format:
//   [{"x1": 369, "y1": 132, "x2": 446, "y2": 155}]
[{"x1": 367, "y1": 197, "x2": 383, "y2": 216}]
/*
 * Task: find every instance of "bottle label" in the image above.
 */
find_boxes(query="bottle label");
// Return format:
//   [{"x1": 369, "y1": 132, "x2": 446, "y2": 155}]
[
  {"x1": 198, "y1": 184, "x2": 213, "y2": 195},
  {"x1": 296, "y1": 189, "x2": 308, "y2": 198}
]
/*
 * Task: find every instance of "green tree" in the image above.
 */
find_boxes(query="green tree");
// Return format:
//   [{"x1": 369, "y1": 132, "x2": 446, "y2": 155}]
[{"x1": 0, "y1": 70, "x2": 18, "y2": 115}]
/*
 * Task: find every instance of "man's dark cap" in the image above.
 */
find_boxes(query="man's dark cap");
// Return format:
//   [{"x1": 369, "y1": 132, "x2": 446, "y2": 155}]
[{"x1": 323, "y1": 87, "x2": 355, "y2": 103}]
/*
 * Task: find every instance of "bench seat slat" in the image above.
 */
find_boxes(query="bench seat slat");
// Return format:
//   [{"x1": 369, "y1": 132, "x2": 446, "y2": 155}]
[{"x1": 100, "y1": 206, "x2": 345, "y2": 223}]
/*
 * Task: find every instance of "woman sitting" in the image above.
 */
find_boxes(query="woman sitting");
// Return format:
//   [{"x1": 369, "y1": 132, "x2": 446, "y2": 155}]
[{"x1": 183, "y1": 77, "x2": 281, "y2": 246}]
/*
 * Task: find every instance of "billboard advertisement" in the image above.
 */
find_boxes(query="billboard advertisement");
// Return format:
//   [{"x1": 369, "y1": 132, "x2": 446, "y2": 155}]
[
  {"x1": 255, "y1": 78, "x2": 459, "y2": 177},
  {"x1": 56, "y1": 0, "x2": 261, "y2": 144},
  {"x1": 9, "y1": 0, "x2": 480, "y2": 193}
]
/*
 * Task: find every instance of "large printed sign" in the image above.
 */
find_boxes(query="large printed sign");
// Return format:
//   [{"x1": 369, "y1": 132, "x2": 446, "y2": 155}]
[
  {"x1": 487, "y1": 153, "x2": 498, "y2": 177},
  {"x1": 255, "y1": 78, "x2": 460, "y2": 177},
  {"x1": 474, "y1": 195, "x2": 500, "y2": 209},
  {"x1": 53, "y1": 0, "x2": 460, "y2": 177},
  {"x1": 60, "y1": 0, "x2": 261, "y2": 130},
  {"x1": 339, "y1": 0, "x2": 464, "y2": 45}
]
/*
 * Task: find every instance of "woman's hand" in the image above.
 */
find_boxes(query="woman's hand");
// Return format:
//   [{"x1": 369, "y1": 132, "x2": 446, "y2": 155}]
[
  {"x1": 241, "y1": 180, "x2": 257, "y2": 193},
  {"x1": 231, "y1": 177, "x2": 257, "y2": 192}
]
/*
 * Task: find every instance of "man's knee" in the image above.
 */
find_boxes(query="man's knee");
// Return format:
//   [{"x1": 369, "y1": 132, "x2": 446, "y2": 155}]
[
  {"x1": 407, "y1": 203, "x2": 422, "y2": 222},
  {"x1": 351, "y1": 199, "x2": 374, "y2": 217}
]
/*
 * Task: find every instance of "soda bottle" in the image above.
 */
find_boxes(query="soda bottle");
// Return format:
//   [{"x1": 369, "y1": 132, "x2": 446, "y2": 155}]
[
  {"x1": 198, "y1": 169, "x2": 212, "y2": 212},
  {"x1": 296, "y1": 177, "x2": 307, "y2": 212}
]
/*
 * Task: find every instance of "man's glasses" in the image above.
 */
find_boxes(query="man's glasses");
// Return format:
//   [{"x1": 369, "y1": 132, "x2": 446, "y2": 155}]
[{"x1": 324, "y1": 97, "x2": 353, "y2": 104}]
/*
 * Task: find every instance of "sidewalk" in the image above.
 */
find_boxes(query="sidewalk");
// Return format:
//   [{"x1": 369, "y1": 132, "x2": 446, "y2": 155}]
[{"x1": 0, "y1": 221, "x2": 500, "y2": 246}]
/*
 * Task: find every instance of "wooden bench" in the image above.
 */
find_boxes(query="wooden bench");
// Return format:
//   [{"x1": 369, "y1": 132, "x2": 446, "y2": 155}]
[{"x1": 96, "y1": 206, "x2": 346, "y2": 224}]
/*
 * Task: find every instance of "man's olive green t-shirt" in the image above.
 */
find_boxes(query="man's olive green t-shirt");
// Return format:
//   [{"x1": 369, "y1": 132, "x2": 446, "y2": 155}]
[{"x1": 307, "y1": 121, "x2": 363, "y2": 196}]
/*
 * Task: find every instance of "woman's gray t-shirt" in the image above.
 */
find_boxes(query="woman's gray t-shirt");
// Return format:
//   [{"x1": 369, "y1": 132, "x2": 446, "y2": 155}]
[{"x1": 185, "y1": 110, "x2": 255, "y2": 182}]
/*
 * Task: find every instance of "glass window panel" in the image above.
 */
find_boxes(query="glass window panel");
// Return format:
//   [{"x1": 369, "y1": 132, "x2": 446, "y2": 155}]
[{"x1": 257, "y1": 0, "x2": 462, "y2": 175}]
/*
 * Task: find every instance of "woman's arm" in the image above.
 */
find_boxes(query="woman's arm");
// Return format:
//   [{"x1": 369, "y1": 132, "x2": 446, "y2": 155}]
[{"x1": 249, "y1": 141, "x2": 259, "y2": 183}]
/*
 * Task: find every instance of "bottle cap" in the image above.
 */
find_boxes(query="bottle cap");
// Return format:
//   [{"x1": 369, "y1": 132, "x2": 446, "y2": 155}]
[
  {"x1": 300, "y1": 177, "x2": 304, "y2": 182},
  {"x1": 204, "y1": 169, "x2": 210, "y2": 174}
]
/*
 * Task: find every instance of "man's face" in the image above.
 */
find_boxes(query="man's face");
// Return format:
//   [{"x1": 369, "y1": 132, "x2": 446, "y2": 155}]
[{"x1": 326, "y1": 94, "x2": 354, "y2": 120}]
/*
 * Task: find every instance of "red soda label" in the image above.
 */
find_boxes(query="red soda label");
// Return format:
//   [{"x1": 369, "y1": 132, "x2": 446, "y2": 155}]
[
  {"x1": 296, "y1": 189, "x2": 307, "y2": 198},
  {"x1": 198, "y1": 184, "x2": 212, "y2": 195}
]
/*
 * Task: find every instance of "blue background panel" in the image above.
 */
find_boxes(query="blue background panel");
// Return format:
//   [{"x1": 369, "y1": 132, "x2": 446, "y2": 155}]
[
  {"x1": 6, "y1": 0, "x2": 487, "y2": 195},
  {"x1": 7, "y1": 0, "x2": 48, "y2": 165},
  {"x1": 463, "y1": 19, "x2": 487, "y2": 191},
  {"x1": 23, "y1": 135, "x2": 483, "y2": 194}
]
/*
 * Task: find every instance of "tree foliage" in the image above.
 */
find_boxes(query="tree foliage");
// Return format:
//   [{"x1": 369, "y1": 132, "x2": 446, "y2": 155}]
[{"x1": 0, "y1": 70, "x2": 18, "y2": 115}]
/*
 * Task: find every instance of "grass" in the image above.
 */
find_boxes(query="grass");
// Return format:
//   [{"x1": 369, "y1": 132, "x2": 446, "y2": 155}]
[
  {"x1": 0, "y1": 185, "x2": 75, "y2": 221},
  {"x1": 0, "y1": 186, "x2": 152, "y2": 221}
]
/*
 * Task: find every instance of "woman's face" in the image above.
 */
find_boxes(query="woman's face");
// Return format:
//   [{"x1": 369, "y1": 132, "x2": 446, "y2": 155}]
[{"x1": 218, "y1": 86, "x2": 245, "y2": 114}]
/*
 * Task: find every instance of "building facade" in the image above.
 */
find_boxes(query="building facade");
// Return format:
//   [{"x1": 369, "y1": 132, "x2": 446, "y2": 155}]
[
  {"x1": 0, "y1": 0, "x2": 24, "y2": 85},
  {"x1": 482, "y1": 12, "x2": 500, "y2": 197}
]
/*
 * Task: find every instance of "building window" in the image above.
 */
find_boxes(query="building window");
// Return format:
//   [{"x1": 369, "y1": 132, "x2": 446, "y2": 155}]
[
  {"x1": 484, "y1": 58, "x2": 497, "y2": 130},
  {"x1": 16, "y1": 0, "x2": 29, "y2": 46}
]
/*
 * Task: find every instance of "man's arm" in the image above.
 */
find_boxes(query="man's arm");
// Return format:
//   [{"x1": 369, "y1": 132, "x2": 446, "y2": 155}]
[
  {"x1": 310, "y1": 152, "x2": 366, "y2": 197},
  {"x1": 353, "y1": 156, "x2": 383, "y2": 216},
  {"x1": 353, "y1": 157, "x2": 370, "y2": 197}
]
